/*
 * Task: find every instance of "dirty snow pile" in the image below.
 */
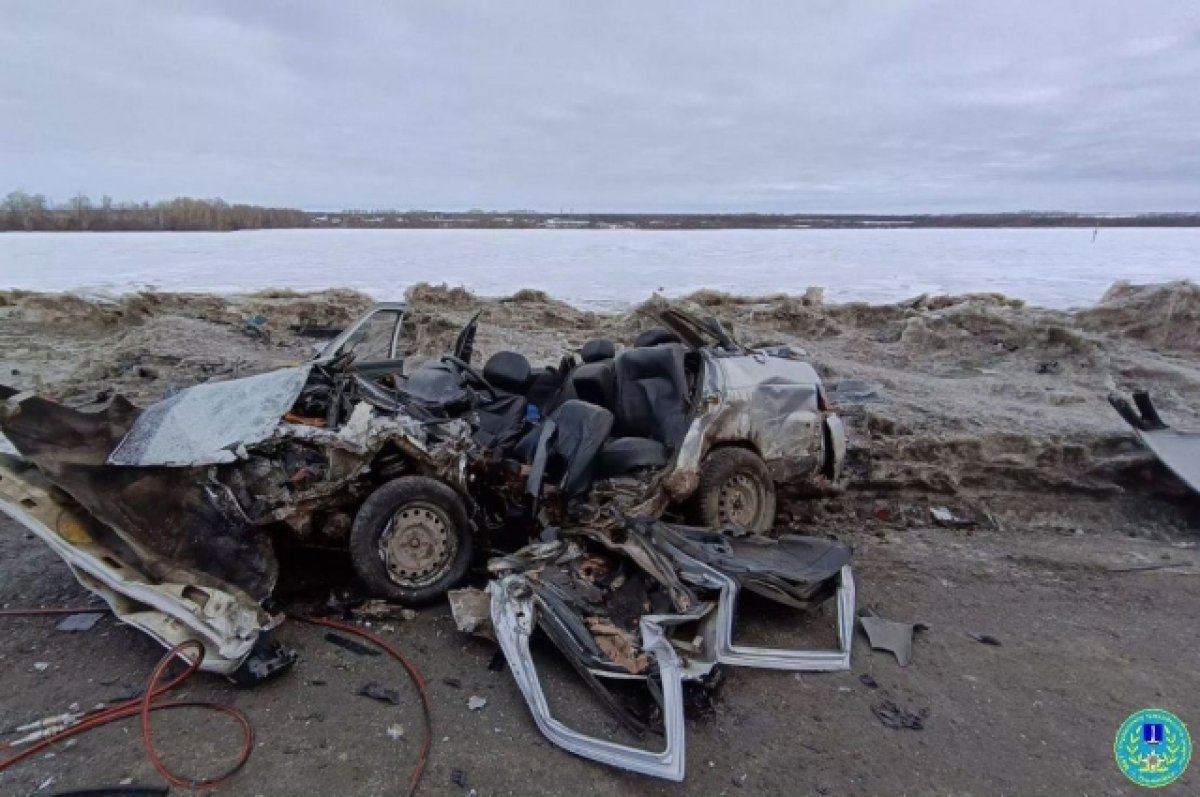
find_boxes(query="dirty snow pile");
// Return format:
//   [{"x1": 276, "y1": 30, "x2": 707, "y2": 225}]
[{"x1": 2, "y1": 279, "x2": 1199, "y2": 536}]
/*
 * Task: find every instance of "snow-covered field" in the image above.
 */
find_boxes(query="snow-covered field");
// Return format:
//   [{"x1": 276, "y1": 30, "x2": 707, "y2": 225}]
[{"x1": 2, "y1": 227, "x2": 1197, "y2": 310}]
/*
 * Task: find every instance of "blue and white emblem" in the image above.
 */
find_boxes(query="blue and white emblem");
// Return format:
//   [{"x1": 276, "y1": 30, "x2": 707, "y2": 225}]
[{"x1": 1115, "y1": 708, "x2": 1191, "y2": 788}]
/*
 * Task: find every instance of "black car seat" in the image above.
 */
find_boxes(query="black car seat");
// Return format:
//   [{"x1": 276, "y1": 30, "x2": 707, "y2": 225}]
[
  {"x1": 569, "y1": 361, "x2": 616, "y2": 411},
  {"x1": 483, "y1": 351, "x2": 533, "y2": 395},
  {"x1": 524, "y1": 400, "x2": 615, "y2": 500},
  {"x1": 475, "y1": 351, "x2": 533, "y2": 451},
  {"x1": 633, "y1": 327, "x2": 680, "y2": 348},
  {"x1": 597, "y1": 344, "x2": 689, "y2": 477},
  {"x1": 545, "y1": 339, "x2": 617, "y2": 414},
  {"x1": 523, "y1": 354, "x2": 577, "y2": 414},
  {"x1": 580, "y1": 338, "x2": 616, "y2": 363}
]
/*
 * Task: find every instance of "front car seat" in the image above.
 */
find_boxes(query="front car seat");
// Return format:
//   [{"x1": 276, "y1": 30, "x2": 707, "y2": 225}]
[
  {"x1": 596, "y1": 344, "x2": 689, "y2": 477},
  {"x1": 475, "y1": 351, "x2": 533, "y2": 451},
  {"x1": 580, "y1": 338, "x2": 616, "y2": 363}
]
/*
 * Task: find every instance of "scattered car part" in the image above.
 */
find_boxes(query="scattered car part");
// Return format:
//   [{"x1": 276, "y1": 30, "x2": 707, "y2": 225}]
[
  {"x1": 871, "y1": 699, "x2": 929, "y2": 731},
  {"x1": 47, "y1": 787, "x2": 168, "y2": 797},
  {"x1": 358, "y1": 682, "x2": 402, "y2": 705},
  {"x1": 1110, "y1": 389, "x2": 1200, "y2": 494},
  {"x1": 324, "y1": 631, "x2": 381, "y2": 657},
  {"x1": 448, "y1": 587, "x2": 495, "y2": 640},
  {"x1": 858, "y1": 613, "x2": 917, "y2": 667},
  {"x1": 54, "y1": 613, "x2": 103, "y2": 632},
  {"x1": 651, "y1": 523, "x2": 855, "y2": 672},
  {"x1": 929, "y1": 505, "x2": 975, "y2": 529},
  {"x1": 683, "y1": 560, "x2": 853, "y2": 673}
]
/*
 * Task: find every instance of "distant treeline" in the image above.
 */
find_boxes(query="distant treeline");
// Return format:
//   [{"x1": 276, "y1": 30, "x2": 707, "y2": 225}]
[
  {"x1": 5, "y1": 190, "x2": 1199, "y2": 231},
  {"x1": 2, "y1": 191, "x2": 310, "y2": 232}
]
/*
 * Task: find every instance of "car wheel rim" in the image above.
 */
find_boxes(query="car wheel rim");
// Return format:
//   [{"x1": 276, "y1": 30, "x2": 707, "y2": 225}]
[
  {"x1": 717, "y1": 472, "x2": 762, "y2": 528},
  {"x1": 379, "y1": 501, "x2": 457, "y2": 588}
]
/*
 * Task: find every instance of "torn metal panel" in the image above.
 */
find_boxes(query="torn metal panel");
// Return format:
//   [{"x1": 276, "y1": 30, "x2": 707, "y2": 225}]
[
  {"x1": 708, "y1": 564, "x2": 853, "y2": 671},
  {"x1": 859, "y1": 615, "x2": 916, "y2": 667},
  {"x1": 1136, "y1": 429, "x2": 1200, "y2": 493},
  {"x1": 109, "y1": 366, "x2": 312, "y2": 466},
  {"x1": 3, "y1": 393, "x2": 279, "y2": 599},
  {"x1": 488, "y1": 576, "x2": 688, "y2": 782},
  {"x1": 0, "y1": 456, "x2": 273, "y2": 676},
  {"x1": 1110, "y1": 391, "x2": 1200, "y2": 494}
]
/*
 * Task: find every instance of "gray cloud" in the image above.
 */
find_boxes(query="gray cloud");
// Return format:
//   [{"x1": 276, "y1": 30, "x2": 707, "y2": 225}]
[{"x1": 1, "y1": 0, "x2": 1198, "y2": 211}]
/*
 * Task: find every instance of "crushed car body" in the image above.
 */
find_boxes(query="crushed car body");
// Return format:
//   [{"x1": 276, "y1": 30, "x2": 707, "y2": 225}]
[
  {"x1": 479, "y1": 517, "x2": 854, "y2": 780},
  {"x1": 0, "y1": 297, "x2": 855, "y2": 766}
]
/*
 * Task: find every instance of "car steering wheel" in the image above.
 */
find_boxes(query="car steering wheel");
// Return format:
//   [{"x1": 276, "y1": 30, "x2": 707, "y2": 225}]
[{"x1": 440, "y1": 355, "x2": 497, "y2": 400}]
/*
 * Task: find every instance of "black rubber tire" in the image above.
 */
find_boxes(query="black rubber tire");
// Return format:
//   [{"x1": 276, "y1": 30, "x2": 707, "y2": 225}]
[
  {"x1": 689, "y1": 447, "x2": 777, "y2": 532},
  {"x1": 349, "y1": 476, "x2": 473, "y2": 605}
]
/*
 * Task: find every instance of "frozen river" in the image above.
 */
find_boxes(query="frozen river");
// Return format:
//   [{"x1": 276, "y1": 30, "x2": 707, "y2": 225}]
[{"x1": 1, "y1": 227, "x2": 1196, "y2": 310}]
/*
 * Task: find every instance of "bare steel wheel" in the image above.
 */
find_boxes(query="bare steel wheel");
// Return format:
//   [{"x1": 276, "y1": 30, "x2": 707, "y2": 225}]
[
  {"x1": 689, "y1": 447, "x2": 777, "y2": 532},
  {"x1": 380, "y1": 502, "x2": 458, "y2": 588},
  {"x1": 350, "y1": 476, "x2": 473, "y2": 605},
  {"x1": 718, "y1": 472, "x2": 766, "y2": 529}
]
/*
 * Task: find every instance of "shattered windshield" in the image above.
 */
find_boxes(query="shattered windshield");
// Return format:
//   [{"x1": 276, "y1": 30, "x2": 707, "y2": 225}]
[{"x1": 339, "y1": 308, "x2": 403, "y2": 362}]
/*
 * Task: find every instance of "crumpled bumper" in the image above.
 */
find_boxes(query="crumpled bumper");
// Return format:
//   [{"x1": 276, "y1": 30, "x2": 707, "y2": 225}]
[{"x1": 0, "y1": 456, "x2": 279, "y2": 677}]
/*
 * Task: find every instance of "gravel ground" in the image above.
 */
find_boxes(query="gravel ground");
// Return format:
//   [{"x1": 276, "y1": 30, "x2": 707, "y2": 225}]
[{"x1": 3, "y1": 510, "x2": 1198, "y2": 796}]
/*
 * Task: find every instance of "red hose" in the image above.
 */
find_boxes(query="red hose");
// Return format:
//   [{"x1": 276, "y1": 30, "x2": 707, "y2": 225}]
[
  {"x1": 1, "y1": 608, "x2": 433, "y2": 796},
  {"x1": 0, "y1": 640, "x2": 253, "y2": 790}
]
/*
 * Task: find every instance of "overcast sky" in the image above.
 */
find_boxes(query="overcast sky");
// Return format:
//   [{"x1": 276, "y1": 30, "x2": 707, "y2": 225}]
[{"x1": 2, "y1": 1, "x2": 1199, "y2": 212}]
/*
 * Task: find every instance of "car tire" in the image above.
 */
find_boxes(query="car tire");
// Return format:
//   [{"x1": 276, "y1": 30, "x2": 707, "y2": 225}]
[
  {"x1": 689, "y1": 447, "x2": 777, "y2": 532},
  {"x1": 349, "y1": 476, "x2": 473, "y2": 605}
]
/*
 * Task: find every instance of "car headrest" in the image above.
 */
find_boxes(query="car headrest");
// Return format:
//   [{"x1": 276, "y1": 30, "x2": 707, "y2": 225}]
[
  {"x1": 633, "y1": 327, "x2": 679, "y2": 348},
  {"x1": 580, "y1": 338, "x2": 616, "y2": 363},
  {"x1": 483, "y1": 351, "x2": 532, "y2": 394},
  {"x1": 617, "y1": 343, "x2": 686, "y2": 382},
  {"x1": 571, "y1": 361, "x2": 615, "y2": 409}
]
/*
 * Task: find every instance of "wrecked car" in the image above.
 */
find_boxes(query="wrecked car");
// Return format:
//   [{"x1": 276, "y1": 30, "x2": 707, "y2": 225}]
[{"x1": 0, "y1": 298, "x2": 845, "y2": 680}]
